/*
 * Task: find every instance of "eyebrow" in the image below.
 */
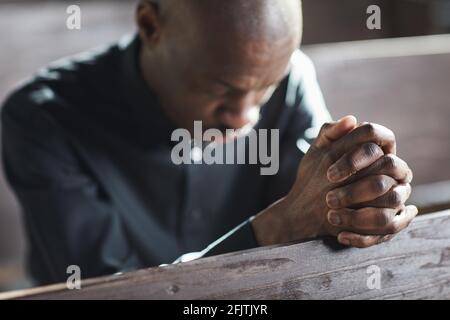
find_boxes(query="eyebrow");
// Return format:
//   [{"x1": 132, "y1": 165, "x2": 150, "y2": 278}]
[
  {"x1": 213, "y1": 66, "x2": 291, "y2": 93},
  {"x1": 214, "y1": 79, "x2": 247, "y2": 92},
  {"x1": 214, "y1": 74, "x2": 287, "y2": 93}
]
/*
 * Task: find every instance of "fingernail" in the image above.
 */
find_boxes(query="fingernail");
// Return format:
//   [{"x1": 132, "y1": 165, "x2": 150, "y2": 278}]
[
  {"x1": 326, "y1": 192, "x2": 339, "y2": 208},
  {"x1": 328, "y1": 211, "x2": 341, "y2": 226},
  {"x1": 327, "y1": 165, "x2": 342, "y2": 182},
  {"x1": 338, "y1": 115, "x2": 352, "y2": 122},
  {"x1": 338, "y1": 235, "x2": 351, "y2": 246},
  {"x1": 338, "y1": 115, "x2": 357, "y2": 125}
]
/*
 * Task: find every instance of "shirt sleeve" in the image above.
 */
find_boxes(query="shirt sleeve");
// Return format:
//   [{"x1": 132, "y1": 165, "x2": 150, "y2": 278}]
[{"x1": 1, "y1": 86, "x2": 142, "y2": 285}]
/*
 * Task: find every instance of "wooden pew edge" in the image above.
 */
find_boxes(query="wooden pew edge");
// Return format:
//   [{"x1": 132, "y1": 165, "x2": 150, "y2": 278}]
[
  {"x1": 1, "y1": 209, "x2": 450, "y2": 300},
  {"x1": 302, "y1": 34, "x2": 450, "y2": 62},
  {"x1": 410, "y1": 181, "x2": 450, "y2": 214}
]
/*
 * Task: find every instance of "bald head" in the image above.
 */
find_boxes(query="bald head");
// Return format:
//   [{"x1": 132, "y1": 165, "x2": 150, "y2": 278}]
[
  {"x1": 137, "y1": 0, "x2": 303, "y2": 133},
  {"x1": 152, "y1": 0, "x2": 302, "y2": 48},
  {"x1": 183, "y1": 0, "x2": 301, "y2": 41}
]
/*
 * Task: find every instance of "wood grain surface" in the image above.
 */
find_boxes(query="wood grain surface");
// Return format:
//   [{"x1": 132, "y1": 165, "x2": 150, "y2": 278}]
[{"x1": 1, "y1": 210, "x2": 450, "y2": 300}]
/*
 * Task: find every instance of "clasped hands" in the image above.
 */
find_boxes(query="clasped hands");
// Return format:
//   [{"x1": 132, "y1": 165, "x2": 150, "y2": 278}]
[{"x1": 253, "y1": 115, "x2": 418, "y2": 248}]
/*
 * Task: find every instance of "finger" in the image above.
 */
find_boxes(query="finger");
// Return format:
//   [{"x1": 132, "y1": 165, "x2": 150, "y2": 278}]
[
  {"x1": 313, "y1": 115, "x2": 357, "y2": 149},
  {"x1": 328, "y1": 206, "x2": 406, "y2": 234},
  {"x1": 327, "y1": 143, "x2": 384, "y2": 183},
  {"x1": 337, "y1": 233, "x2": 395, "y2": 248},
  {"x1": 326, "y1": 175, "x2": 397, "y2": 209},
  {"x1": 329, "y1": 123, "x2": 396, "y2": 161},
  {"x1": 352, "y1": 154, "x2": 413, "y2": 184},
  {"x1": 358, "y1": 183, "x2": 411, "y2": 209},
  {"x1": 328, "y1": 207, "x2": 398, "y2": 233},
  {"x1": 328, "y1": 206, "x2": 418, "y2": 244}
]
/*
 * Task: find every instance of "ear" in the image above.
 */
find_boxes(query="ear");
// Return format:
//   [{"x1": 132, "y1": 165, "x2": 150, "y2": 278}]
[{"x1": 136, "y1": 1, "x2": 163, "y2": 48}]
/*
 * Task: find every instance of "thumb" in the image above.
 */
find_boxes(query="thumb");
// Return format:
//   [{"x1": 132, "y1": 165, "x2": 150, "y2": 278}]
[{"x1": 313, "y1": 115, "x2": 357, "y2": 149}]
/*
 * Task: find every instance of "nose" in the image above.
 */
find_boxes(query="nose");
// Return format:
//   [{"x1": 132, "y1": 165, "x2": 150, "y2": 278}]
[{"x1": 218, "y1": 92, "x2": 259, "y2": 129}]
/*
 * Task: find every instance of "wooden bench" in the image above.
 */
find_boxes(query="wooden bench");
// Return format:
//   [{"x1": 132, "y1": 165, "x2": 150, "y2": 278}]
[{"x1": 1, "y1": 209, "x2": 450, "y2": 300}]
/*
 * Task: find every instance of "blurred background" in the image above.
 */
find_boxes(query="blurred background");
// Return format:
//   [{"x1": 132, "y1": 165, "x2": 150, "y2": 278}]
[{"x1": 0, "y1": 0, "x2": 449, "y2": 292}]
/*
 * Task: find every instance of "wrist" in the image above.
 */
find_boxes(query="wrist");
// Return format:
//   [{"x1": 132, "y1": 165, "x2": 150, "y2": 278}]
[
  {"x1": 251, "y1": 197, "x2": 292, "y2": 246},
  {"x1": 252, "y1": 193, "x2": 325, "y2": 246}
]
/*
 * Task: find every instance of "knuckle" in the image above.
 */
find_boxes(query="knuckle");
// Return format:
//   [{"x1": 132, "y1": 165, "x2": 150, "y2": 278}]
[
  {"x1": 387, "y1": 189, "x2": 403, "y2": 208},
  {"x1": 371, "y1": 176, "x2": 388, "y2": 194},
  {"x1": 340, "y1": 187, "x2": 353, "y2": 204},
  {"x1": 323, "y1": 122, "x2": 333, "y2": 129},
  {"x1": 345, "y1": 154, "x2": 359, "y2": 173},
  {"x1": 376, "y1": 209, "x2": 393, "y2": 227},
  {"x1": 363, "y1": 123, "x2": 377, "y2": 138},
  {"x1": 320, "y1": 122, "x2": 333, "y2": 134},
  {"x1": 382, "y1": 154, "x2": 397, "y2": 170},
  {"x1": 365, "y1": 123, "x2": 376, "y2": 134},
  {"x1": 362, "y1": 142, "x2": 382, "y2": 158}
]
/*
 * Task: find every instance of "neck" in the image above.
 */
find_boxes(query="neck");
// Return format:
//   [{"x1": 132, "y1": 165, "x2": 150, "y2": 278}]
[{"x1": 139, "y1": 47, "x2": 182, "y2": 128}]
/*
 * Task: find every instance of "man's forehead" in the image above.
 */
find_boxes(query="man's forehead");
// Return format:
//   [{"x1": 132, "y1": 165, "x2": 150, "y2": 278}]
[{"x1": 190, "y1": 46, "x2": 293, "y2": 92}]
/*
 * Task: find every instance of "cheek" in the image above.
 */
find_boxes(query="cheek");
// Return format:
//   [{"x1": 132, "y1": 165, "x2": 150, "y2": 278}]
[{"x1": 172, "y1": 76, "x2": 224, "y2": 122}]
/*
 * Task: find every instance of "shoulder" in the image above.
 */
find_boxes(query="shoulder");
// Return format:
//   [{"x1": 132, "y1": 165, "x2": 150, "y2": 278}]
[
  {"x1": 285, "y1": 49, "x2": 332, "y2": 132},
  {"x1": 1, "y1": 40, "x2": 123, "y2": 132},
  {"x1": 0, "y1": 42, "x2": 120, "y2": 164}
]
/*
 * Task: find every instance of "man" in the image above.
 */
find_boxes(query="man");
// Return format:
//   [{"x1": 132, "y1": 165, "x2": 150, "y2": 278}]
[{"x1": 1, "y1": 0, "x2": 416, "y2": 285}]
